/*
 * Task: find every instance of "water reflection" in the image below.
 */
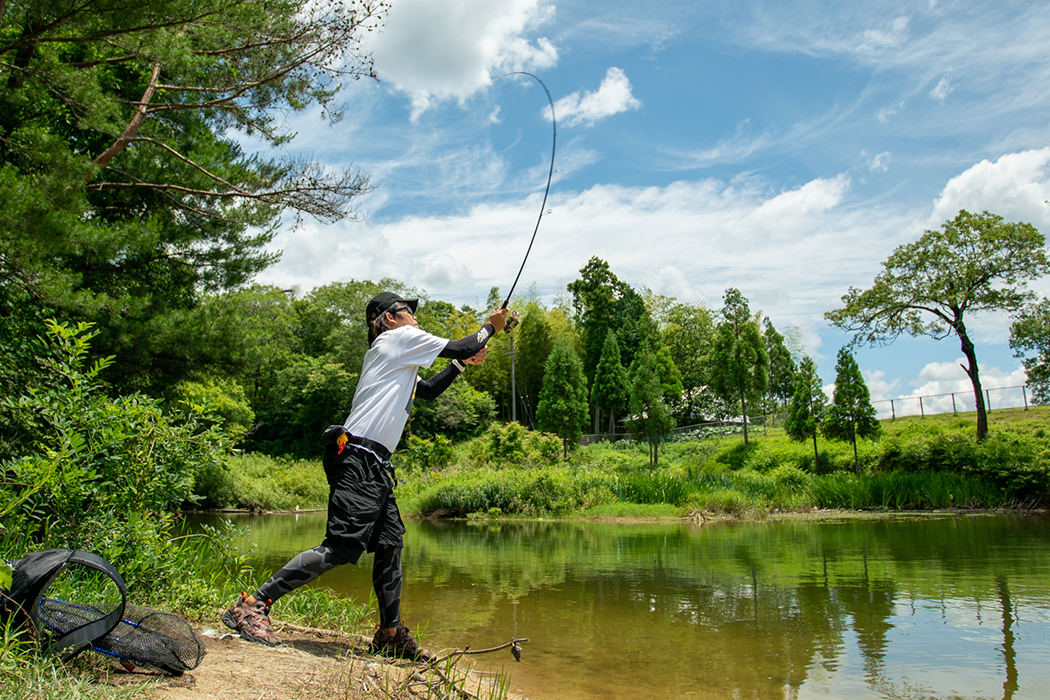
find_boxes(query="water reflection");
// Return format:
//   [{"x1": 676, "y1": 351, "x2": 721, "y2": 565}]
[{"x1": 199, "y1": 513, "x2": 1050, "y2": 700}]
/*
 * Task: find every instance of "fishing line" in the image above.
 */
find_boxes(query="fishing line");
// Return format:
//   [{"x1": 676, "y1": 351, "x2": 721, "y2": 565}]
[{"x1": 500, "y1": 71, "x2": 556, "y2": 310}]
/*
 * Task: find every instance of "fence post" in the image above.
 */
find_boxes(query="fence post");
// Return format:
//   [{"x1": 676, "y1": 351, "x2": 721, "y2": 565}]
[
  {"x1": 986, "y1": 388, "x2": 991, "y2": 412},
  {"x1": 952, "y1": 392, "x2": 957, "y2": 415},
  {"x1": 1023, "y1": 385, "x2": 1029, "y2": 410},
  {"x1": 919, "y1": 396, "x2": 925, "y2": 418},
  {"x1": 890, "y1": 399, "x2": 895, "y2": 420}
]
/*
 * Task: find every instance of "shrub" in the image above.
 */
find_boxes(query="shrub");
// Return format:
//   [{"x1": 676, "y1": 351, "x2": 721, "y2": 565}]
[
  {"x1": 0, "y1": 323, "x2": 230, "y2": 587},
  {"x1": 401, "y1": 434, "x2": 455, "y2": 473}
]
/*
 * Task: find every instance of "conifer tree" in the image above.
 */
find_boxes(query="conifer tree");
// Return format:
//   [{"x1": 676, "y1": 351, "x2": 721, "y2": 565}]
[
  {"x1": 710, "y1": 288, "x2": 768, "y2": 445},
  {"x1": 536, "y1": 336, "x2": 590, "y2": 458},
  {"x1": 627, "y1": 349, "x2": 676, "y2": 470},
  {"x1": 764, "y1": 317, "x2": 797, "y2": 418},
  {"x1": 784, "y1": 357, "x2": 827, "y2": 471},
  {"x1": 824, "y1": 348, "x2": 880, "y2": 471},
  {"x1": 590, "y1": 331, "x2": 630, "y2": 434}
]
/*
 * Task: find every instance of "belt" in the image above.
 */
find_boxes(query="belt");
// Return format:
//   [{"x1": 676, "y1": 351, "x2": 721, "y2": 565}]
[{"x1": 346, "y1": 434, "x2": 392, "y2": 462}]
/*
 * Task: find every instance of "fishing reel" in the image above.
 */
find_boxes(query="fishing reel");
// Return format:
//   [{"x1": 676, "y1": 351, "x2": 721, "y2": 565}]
[{"x1": 504, "y1": 310, "x2": 520, "y2": 334}]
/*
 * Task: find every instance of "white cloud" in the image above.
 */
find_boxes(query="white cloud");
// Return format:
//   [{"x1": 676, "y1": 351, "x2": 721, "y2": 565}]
[
  {"x1": 256, "y1": 171, "x2": 901, "y2": 345},
  {"x1": 858, "y1": 369, "x2": 899, "y2": 405},
  {"x1": 877, "y1": 358, "x2": 1030, "y2": 417},
  {"x1": 929, "y1": 76, "x2": 952, "y2": 102},
  {"x1": 674, "y1": 120, "x2": 774, "y2": 168},
  {"x1": 929, "y1": 148, "x2": 1050, "y2": 228},
  {"x1": 654, "y1": 265, "x2": 703, "y2": 303},
  {"x1": 552, "y1": 67, "x2": 641, "y2": 127},
  {"x1": 858, "y1": 16, "x2": 910, "y2": 53},
  {"x1": 876, "y1": 101, "x2": 904, "y2": 123},
  {"x1": 366, "y1": 0, "x2": 558, "y2": 120},
  {"x1": 866, "y1": 151, "x2": 891, "y2": 172}
]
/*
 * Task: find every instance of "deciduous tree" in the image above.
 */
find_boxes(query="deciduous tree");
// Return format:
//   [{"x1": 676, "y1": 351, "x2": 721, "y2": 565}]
[
  {"x1": 826, "y1": 210, "x2": 1050, "y2": 439},
  {"x1": 1010, "y1": 297, "x2": 1050, "y2": 405},
  {"x1": 764, "y1": 317, "x2": 797, "y2": 418}
]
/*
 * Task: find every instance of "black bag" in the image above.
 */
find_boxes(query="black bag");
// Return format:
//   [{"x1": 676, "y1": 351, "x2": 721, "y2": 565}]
[{"x1": 1, "y1": 548, "x2": 127, "y2": 660}]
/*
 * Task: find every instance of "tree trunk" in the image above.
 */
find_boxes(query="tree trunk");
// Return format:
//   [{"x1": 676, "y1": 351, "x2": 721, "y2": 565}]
[
  {"x1": 811, "y1": 431, "x2": 819, "y2": 471},
  {"x1": 740, "y1": 388, "x2": 749, "y2": 446},
  {"x1": 592, "y1": 406, "x2": 599, "y2": 434},
  {"x1": 851, "y1": 432, "x2": 859, "y2": 473},
  {"x1": 956, "y1": 323, "x2": 988, "y2": 439}
]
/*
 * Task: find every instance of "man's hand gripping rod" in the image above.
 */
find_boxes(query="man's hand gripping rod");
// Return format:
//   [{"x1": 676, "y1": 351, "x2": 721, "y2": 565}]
[{"x1": 500, "y1": 71, "x2": 556, "y2": 333}]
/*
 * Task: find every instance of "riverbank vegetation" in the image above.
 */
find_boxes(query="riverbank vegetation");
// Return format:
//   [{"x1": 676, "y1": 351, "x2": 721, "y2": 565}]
[{"x1": 198, "y1": 407, "x2": 1050, "y2": 518}]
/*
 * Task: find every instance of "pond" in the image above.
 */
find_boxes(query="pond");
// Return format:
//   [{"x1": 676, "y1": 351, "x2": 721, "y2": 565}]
[{"x1": 196, "y1": 512, "x2": 1050, "y2": 700}]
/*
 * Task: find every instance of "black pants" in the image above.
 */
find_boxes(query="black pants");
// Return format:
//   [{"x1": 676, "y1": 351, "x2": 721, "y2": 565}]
[{"x1": 252, "y1": 442, "x2": 406, "y2": 629}]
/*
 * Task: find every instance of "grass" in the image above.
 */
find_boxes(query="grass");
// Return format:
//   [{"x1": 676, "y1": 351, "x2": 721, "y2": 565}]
[
  {"x1": 203, "y1": 405, "x2": 1050, "y2": 519},
  {"x1": 0, "y1": 628, "x2": 152, "y2": 700}
]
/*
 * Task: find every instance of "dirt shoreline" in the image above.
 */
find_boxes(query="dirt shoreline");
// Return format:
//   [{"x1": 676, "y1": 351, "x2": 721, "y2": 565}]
[{"x1": 121, "y1": 623, "x2": 532, "y2": 700}]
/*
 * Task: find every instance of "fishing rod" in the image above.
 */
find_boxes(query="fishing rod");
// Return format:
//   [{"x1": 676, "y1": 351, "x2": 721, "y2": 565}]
[{"x1": 499, "y1": 71, "x2": 557, "y2": 332}]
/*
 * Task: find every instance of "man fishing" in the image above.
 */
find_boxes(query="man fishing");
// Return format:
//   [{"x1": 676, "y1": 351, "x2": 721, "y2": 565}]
[{"x1": 223, "y1": 292, "x2": 509, "y2": 660}]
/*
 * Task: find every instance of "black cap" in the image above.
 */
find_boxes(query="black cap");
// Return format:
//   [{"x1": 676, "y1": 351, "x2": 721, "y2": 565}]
[{"x1": 366, "y1": 292, "x2": 418, "y2": 326}]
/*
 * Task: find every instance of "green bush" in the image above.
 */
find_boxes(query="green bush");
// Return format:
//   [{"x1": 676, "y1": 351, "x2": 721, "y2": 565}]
[
  {"x1": 969, "y1": 433, "x2": 1050, "y2": 499},
  {"x1": 410, "y1": 380, "x2": 496, "y2": 441},
  {"x1": 400, "y1": 434, "x2": 455, "y2": 473},
  {"x1": 469, "y1": 422, "x2": 562, "y2": 468},
  {"x1": 0, "y1": 322, "x2": 231, "y2": 595}
]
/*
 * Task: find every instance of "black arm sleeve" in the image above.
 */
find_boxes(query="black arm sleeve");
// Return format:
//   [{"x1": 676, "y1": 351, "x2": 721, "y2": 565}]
[
  {"x1": 414, "y1": 362, "x2": 463, "y2": 401},
  {"x1": 437, "y1": 323, "x2": 496, "y2": 360}
]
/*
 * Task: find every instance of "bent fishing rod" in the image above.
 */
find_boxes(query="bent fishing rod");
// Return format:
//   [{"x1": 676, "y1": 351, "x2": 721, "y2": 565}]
[{"x1": 499, "y1": 71, "x2": 556, "y2": 332}]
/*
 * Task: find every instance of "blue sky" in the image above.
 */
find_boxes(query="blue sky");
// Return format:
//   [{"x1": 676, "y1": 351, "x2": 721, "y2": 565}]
[{"x1": 254, "y1": 0, "x2": 1050, "y2": 415}]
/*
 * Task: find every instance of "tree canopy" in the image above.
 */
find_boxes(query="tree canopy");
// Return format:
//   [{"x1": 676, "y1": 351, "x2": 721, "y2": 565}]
[
  {"x1": 536, "y1": 336, "x2": 589, "y2": 457},
  {"x1": 627, "y1": 348, "x2": 675, "y2": 470},
  {"x1": 590, "y1": 330, "x2": 630, "y2": 434},
  {"x1": 825, "y1": 209, "x2": 1049, "y2": 439},
  {"x1": 1010, "y1": 297, "x2": 1050, "y2": 405},
  {"x1": 0, "y1": 0, "x2": 385, "y2": 394},
  {"x1": 710, "y1": 288, "x2": 768, "y2": 445},
  {"x1": 784, "y1": 357, "x2": 827, "y2": 471},
  {"x1": 824, "y1": 348, "x2": 879, "y2": 470}
]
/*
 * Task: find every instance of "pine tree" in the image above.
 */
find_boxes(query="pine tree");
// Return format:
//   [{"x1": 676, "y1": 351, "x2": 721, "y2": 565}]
[
  {"x1": 784, "y1": 357, "x2": 827, "y2": 471},
  {"x1": 627, "y1": 349, "x2": 676, "y2": 470},
  {"x1": 536, "y1": 336, "x2": 590, "y2": 458},
  {"x1": 824, "y1": 348, "x2": 880, "y2": 471},
  {"x1": 590, "y1": 331, "x2": 630, "y2": 434}
]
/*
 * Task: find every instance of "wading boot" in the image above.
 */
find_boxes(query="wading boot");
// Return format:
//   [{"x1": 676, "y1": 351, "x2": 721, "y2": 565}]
[
  {"x1": 369, "y1": 623, "x2": 434, "y2": 662},
  {"x1": 221, "y1": 593, "x2": 280, "y2": 646}
]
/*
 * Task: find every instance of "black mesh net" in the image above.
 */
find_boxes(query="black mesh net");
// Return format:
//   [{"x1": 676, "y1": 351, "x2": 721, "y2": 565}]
[{"x1": 38, "y1": 599, "x2": 205, "y2": 674}]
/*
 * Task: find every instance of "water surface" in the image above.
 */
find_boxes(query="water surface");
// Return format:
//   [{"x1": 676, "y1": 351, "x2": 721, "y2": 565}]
[{"x1": 199, "y1": 512, "x2": 1050, "y2": 700}]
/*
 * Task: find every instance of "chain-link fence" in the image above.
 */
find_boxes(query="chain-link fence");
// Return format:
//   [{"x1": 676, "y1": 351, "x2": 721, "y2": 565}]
[
  {"x1": 872, "y1": 384, "x2": 1034, "y2": 420},
  {"x1": 580, "y1": 385, "x2": 1039, "y2": 444}
]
